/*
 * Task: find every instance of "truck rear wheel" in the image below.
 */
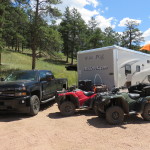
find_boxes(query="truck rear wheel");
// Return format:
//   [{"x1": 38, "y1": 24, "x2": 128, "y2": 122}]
[
  {"x1": 141, "y1": 103, "x2": 150, "y2": 121},
  {"x1": 106, "y1": 106, "x2": 124, "y2": 125},
  {"x1": 29, "y1": 95, "x2": 40, "y2": 116},
  {"x1": 60, "y1": 101, "x2": 75, "y2": 116}
]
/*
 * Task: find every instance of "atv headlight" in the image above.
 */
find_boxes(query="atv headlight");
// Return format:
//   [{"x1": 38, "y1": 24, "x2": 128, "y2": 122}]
[{"x1": 102, "y1": 98, "x2": 106, "y2": 102}]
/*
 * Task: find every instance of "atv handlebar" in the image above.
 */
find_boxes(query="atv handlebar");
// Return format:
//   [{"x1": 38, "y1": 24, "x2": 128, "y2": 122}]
[
  {"x1": 111, "y1": 88, "x2": 120, "y2": 94},
  {"x1": 111, "y1": 86, "x2": 126, "y2": 94}
]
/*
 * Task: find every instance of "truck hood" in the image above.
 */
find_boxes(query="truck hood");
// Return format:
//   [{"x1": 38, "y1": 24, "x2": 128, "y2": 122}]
[{"x1": 0, "y1": 80, "x2": 38, "y2": 88}]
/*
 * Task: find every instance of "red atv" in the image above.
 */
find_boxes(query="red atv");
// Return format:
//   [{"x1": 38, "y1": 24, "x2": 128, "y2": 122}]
[{"x1": 56, "y1": 90, "x2": 97, "y2": 116}]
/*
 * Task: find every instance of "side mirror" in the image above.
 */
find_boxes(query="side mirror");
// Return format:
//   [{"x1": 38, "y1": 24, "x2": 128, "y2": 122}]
[{"x1": 46, "y1": 75, "x2": 54, "y2": 81}]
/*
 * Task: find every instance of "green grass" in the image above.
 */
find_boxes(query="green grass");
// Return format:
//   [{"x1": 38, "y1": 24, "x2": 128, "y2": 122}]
[{"x1": 0, "y1": 50, "x2": 77, "y2": 86}]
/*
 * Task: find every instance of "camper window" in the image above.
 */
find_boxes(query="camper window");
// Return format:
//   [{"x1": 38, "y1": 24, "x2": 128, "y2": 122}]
[
  {"x1": 136, "y1": 65, "x2": 140, "y2": 72},
  {"x1": 125, "y1": 65, "x2": 131, "y2": 74}
]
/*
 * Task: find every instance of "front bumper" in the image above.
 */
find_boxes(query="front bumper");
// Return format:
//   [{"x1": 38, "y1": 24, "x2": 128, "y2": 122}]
[{"x1": 0, "y1": 96, "x2": 30, "y2": 113}]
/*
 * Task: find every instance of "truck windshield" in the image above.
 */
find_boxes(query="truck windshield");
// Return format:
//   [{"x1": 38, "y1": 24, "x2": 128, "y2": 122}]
[{"x1": 5, "y1": 71, "x2": 37, "y2": 81}]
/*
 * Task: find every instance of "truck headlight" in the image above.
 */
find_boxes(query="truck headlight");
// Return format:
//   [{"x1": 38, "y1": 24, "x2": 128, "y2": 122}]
[
  {"x1": 15, "y1": 86, "x2": 27, "y2": 96},
  {"x1": 15, "y1": 87, "x2": 26, "y2": 91},
  {"x1": 15, "y1": 92, "x2": 27, "y2": 96}
]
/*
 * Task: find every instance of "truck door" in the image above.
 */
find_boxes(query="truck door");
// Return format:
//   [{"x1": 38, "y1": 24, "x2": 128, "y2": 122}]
[
  {"x1": 39, "y1": 71, "x2": 55, "y2": 100},
  {"x1": 46, "y1": 71, "x2": 57, "y2": 96}
]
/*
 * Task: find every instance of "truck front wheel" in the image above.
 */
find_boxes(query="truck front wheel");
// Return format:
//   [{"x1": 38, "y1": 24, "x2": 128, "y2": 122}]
[
  {"x1": 141, "y1": 103, "x2": 150, "y2": 121},
  {"x1": 29, "y1": 95, "x2": 40, "y2": 116},
  {"x1": 106, "y1": 106, "x2": 124, "y2": 125},
  {"x1": 60, "y1": 101, "x2": 75, "y2": 116}
]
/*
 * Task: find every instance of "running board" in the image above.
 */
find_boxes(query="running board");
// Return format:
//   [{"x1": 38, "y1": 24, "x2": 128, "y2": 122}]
[
  {"x1": 129, "y1": 111, "x2": 137, "y2": 115},
  {"x1": 41, "y1": 96, "x2": 55, "y2": 104}
]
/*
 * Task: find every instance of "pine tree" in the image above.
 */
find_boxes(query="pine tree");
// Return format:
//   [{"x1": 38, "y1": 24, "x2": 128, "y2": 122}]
[
  {"x1": 103, "y1": 27, "x2": 121, "y2": 46},
  {"x1": 60, "y1": 8, "x2": 87, "y2": 64},
  {"x1": 121, "y1": 20, "x2": 144, "y2": 49},
  {"x1": 29, "y1": 0, "x2": 62, "y2": 69}
]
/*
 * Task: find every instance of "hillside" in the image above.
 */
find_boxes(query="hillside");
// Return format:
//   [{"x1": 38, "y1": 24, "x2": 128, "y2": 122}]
[{"x1": 0, "y1": 50, "x2": 77, "y2": 86}]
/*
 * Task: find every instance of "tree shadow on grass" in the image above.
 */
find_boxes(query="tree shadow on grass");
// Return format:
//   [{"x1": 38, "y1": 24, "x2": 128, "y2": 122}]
[
  {"x1": 43, "y1": 58, "x2": 68, "y2": 66},
  {"x1": 22, "y1": 52, "x2": 32, "y2": 57},
  {"x1": 6, "y1": 49, "x2": 32, "y2": 56},
  {"x1": 87, "y1": 115, "x2": 150, "y2": 129}
]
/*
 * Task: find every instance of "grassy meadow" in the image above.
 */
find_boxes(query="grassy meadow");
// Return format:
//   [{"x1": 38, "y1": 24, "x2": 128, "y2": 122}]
[{"x1": 0, "y1": 50, "x2": 77, "y2": 86}]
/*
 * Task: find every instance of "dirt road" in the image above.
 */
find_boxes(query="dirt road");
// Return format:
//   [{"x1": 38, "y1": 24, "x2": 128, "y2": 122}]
[{"x1": 0, "y1": 101, "x2": 149, "y2": 150}]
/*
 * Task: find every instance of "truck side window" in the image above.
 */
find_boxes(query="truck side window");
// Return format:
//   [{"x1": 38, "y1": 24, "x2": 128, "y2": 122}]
[
  {"x1": 125, "y1": 64, "x2": 131, "y2": 75},
  {"x1": 136, "y1": 65, "x2": 140, "y2": 72},
  {"x1": 39, "y1": 71, "x2": 47, "y2": 81}
]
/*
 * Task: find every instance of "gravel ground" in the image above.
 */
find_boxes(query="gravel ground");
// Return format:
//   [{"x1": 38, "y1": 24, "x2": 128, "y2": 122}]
[{"x1": 0, "y1": 101, "x2": 150, "y2": 150}]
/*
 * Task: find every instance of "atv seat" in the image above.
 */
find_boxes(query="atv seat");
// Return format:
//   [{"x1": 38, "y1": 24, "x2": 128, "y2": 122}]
[
  {"x1": 128, "y1": 93, "x2": 140, "y2": 100},
  {"x1": 83, "y1": 91, "x2": 95, "y2": 96}
]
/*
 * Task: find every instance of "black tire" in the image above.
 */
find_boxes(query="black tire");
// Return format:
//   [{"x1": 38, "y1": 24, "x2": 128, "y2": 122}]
[
  {"x1": 29, "y1": 95, "x2": 40, "y2": 116},
  {"x1": 94, "y1": 102, "x2": 105, "y2": 118},
  {"x1": 141, "y1": 103, "x2": 150, "y2": 121},
  {"x1": 58, "y1": 104, "x2": 60, "y2": 110},
  {"x1": 106, "y1": 106, "x2": 124, "y2": 125},
  {"x1": 60, "y1": 101, "x2": 75, "y2": 116}
]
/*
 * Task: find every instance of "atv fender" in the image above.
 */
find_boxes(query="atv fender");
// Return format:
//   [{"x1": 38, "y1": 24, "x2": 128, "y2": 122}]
[
  {"x1": 88, "y1": 97, "x2": 97, "y2": 108},
  {"x1": 56, "y1": 94, "x2": 65, "y2": 107},
  {"x1": 57, "y1": 94, "x2": 79, "y2": 108},
  {"x1": 95, "y1": 95, "x2": 110, "y2": 113},
  {"x1": 97, "y1": 98, "x2": 129, "y2": 114},
  {"x1": 109, "y1": 97, "x2": 129, "y2": 114}
]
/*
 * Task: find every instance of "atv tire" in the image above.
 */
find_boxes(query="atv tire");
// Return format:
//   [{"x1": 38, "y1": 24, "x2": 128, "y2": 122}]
[
  {"x1": 60, "y1": 101, "x2": 75, "y2": 116},
  {"x1": 141, "y1": 103, "x2": 150, "y2": 121},
  {"x1": 29, "y1": 95, "x2": 40, "y2": 116},
  {"x1": 106, "y1": 106, "x2": 124, "y2": 125}
]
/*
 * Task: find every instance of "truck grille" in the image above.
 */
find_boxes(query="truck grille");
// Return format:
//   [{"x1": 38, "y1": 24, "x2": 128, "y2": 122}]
[{"x1": 0, "y1": 88, "x2": 15, "y2": 97}]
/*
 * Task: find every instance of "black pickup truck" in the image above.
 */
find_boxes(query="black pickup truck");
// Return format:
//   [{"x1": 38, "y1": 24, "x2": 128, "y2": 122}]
[{"x1": 0, "y1": 70, "x2": 67, "y2": 115}]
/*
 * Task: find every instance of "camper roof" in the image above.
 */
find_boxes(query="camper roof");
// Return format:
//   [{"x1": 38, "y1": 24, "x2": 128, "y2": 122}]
[{"x1": 78, "y1": 45, "x2": 150, "y2": 56}]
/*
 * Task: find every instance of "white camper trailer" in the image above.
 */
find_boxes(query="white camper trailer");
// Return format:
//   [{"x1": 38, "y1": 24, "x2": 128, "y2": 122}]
[{"x1": 77, "y1": 45, "x2": 150, "y2": 90}]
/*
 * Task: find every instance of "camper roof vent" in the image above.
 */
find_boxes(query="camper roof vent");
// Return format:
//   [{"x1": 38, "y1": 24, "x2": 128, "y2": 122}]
[{"x1": 147, "y1": 60, "x2": 150, "y2": 63}]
